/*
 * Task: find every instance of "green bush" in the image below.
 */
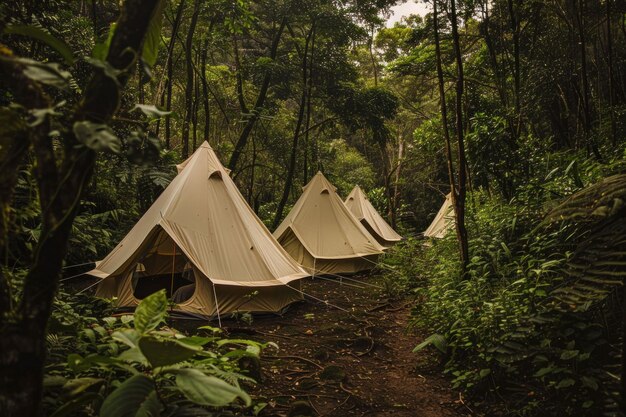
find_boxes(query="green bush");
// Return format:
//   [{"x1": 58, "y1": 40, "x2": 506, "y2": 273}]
[
  {"x1": 408, "y1": 189, "x2": 622, "y2": 416},
  {"x1": 44, "y1": 290, "x2": 269, "y2": 416}
]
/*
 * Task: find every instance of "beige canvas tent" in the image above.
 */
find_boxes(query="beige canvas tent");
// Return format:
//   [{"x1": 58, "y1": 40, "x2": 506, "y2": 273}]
[
  {"x1": 88, "y1": 142, "x2": 309, "y2": 319},
  {"x1": 423, "y1": 193, "x2": 455, "y2": 238},
  {"x1": 344, "y1": 185, "x2": 402, "y2": 248},
  {"x1": 274, "y1": 172, "x2": 385, "y2": 275}
]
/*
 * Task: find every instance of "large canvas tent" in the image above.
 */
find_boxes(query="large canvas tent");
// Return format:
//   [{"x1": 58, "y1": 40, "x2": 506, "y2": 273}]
[
  {"x1": 88, "y1": 142, "x2": 309, "y2": 318},
  {"x1": 344, "y1": 185, "x2": 402, "y2": 248},
  {"x1": 274, "y1": 172, "x2": 385, "y2": 275},
  {"x1": 423, "y1": 193, "x2": 455, "y2": 238}
]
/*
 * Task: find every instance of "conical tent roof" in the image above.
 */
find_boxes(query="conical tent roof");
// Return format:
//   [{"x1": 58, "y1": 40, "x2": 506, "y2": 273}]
[
  {"x1": 274, "y1": 172, "x2": 384, "y2": 274},
  {"x1": 423, "y1": 193, "x2": 455, "y2": 238},
  {"x1": 345, "y1": 185, "x2": 402, "y2": 246},
  {"x1": 88, "y1": 142, "x2": 308, "y2": 316}
]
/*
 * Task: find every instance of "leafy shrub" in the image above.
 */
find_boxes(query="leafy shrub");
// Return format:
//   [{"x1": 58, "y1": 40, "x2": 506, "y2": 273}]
[
  {"x1": 44, "y1": 290, "x2": 270, "y2": 416},
  {"x1": 409, "y1": 188, "x2": 623, "y2": 416}
]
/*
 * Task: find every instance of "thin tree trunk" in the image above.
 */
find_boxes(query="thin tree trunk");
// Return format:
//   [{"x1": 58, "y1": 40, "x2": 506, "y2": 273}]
[
  {"x1": 507, "y1": 0, "x2": 521, "y2": 136},
  {"x1": 573, "y1": 0, "x2": 601, "y2": 159},
  {"x1": 303, "y1": 24, "x2": 315, "y2": 183},
  {"x1": 201, "y1": 38, "x2": 210, "y2": 141},
  {"x1": 605, "y1": 0, "x2": 616, "y2": 146},
  {"x1": 182, "y1": 0, "x2": 200, "y2": 158},
  {"x1": 480, "y1": 1, "x2": 509, "y2": 112},
  {"x1": 192, "y1": 48, "x2": 199, "y2": 150},
  {"x1": 228, "y1": 17, "x2": 287, "y2": 171},
  {"x1": 392, "y1": 136, "x2": 404, "y2": 228},
  {"x1": 433, "y1": 0, "x2": 456, "y2": 237},
  {"x1": 273, "y1": 25, "x2": 313, "y2": 229},
  {"x1": 91, "y1": 0, "x2": 98, "y2": 37},
  {"x1": 165, "y1": 0, "x2": 186, "y2": 149},
  {"x1": 449, "y1": 0, "x2": 470, "y2": 273},
  {"x1": 368, "y1": 25, "x2": 378, "y2": 86}
]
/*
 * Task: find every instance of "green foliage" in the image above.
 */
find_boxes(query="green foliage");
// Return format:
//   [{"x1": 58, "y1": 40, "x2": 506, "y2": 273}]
[
  {"x1": 3, "y1": 24, "x2": 75, "y2": 64},
  {"x1": 407, "y1": 179, "x2": 624, "y2": 415},
  {"x1": 140, "y1": 0, "x2": 166, "y2": 68},
  {"x1": 43, "y1": 290, "x2": 267, "y2": 416}
]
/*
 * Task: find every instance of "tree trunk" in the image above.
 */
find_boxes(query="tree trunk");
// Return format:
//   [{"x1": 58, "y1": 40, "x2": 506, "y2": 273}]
[
  {"x1": 449, "y1": 0, "x2": 470, "y2": 273},
  {"x1": 507, "y1": 0, "x2": 521, "y2": 136},
  {"x1": 573, "y1": 0, "x2": 601, "y2": 159},
  {"x1": 201, "y1": 38, "x2": 210, "y2": 141},
  {"x1": 273, "y1": 25, "x2": 313, "y2": 230},
  {"x1": 303, "y1": 24, "x2": 315, "y2": 183},
  {"x1": 181, "y1": 0, "x2": 200, "y2": 158},
  {"x1": 0, "y1": 2, "x2": 163, "y2": 416},
  {"x1": 605, "y1": 0, "x2": 616, "y2": 146},
  {"x1": 228, "y1": 17, "x2": 287, "y2": 172},
  {"x1": 165, "y1": 0, "x2": 186, "y2": 149},
  {"x1": 433, "y1": 0, "x2": 456, "y2": 243}
]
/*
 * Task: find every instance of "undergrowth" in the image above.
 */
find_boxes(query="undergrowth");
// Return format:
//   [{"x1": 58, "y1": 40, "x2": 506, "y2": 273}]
[{"x1": 383, "y1": 149, "x2": 626, "y2": 416}]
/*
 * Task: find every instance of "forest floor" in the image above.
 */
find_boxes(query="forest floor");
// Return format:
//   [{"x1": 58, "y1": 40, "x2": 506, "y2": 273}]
[{"x1": 222, "y1": 274, "x2": 473, "y2": 417}]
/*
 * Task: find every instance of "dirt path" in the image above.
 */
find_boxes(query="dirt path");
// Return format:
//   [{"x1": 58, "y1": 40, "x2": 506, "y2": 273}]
[{"x1": 225, "y1": 275, "x2": 471, "y2": 417}]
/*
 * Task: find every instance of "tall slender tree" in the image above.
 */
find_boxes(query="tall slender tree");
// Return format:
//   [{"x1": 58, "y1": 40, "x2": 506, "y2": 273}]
[{"x1": 181, "y1": 0, "x2": 201, "y2": 158}]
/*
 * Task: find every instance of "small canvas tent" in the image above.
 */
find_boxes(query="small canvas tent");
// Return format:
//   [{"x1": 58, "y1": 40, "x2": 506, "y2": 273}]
[
  {"x1": 344, "y1": 185, "x2": 402, "y2": 248},
  {"x1": 88, "y1": 142, "x2": 309, "y2": 318},
  {"x1": 274, "y1": 172, "x2": 385, "y2": 275},
  {"x1": 423, "y1": 193, "x2": 455, "y2": 238}
]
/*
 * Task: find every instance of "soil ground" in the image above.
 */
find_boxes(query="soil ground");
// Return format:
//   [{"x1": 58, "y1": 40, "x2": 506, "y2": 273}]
[{"x1": 222, "y1": 274, "x2": 473, "y2": 417}]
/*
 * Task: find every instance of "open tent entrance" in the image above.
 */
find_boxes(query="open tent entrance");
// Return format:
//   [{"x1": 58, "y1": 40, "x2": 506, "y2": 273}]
[{"x1": 130, "y1": 228, "x2": 196, "y2": 302}]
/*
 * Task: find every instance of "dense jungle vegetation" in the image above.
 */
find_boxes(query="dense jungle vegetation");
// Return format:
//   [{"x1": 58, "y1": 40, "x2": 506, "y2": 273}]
[{"x1": 0, "y1": 0, "x2": 625, "y2": 416}]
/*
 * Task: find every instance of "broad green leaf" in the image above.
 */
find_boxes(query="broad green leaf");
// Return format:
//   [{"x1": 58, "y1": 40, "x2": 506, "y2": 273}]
[
  {"x1": 63, "y1": 377, "x2": 104, "y2": 397},
  {"x1": 534, "y1": 366, "x2": 555, "y2": 377},
  {"x1": 559, "y1": 350, "x2": 579, "y2": 360},
  {"x1": 73, "y1": 121, "x2": 121, "y2": 153},
  {"x1": 197, "y1": 325, "x2": 222, "y2": 334},
  {"x1": 4, "y1": 24, "x2": 75, "y2": 64},
  {"x1": 92, "y1": 23, "x2": 116, "y2": 60},
  {"x1": 112, "y1": 329, "x2": 141, "y2": 348},
  {"x1": 412, "y1": 333, "x2": 447, "y2": 354},
  {"x1": 99, "y1": 375, "x2": 160, "y2": 417},
  {"x1": 117, "y1": 347, "x2": 148, "y2": 365},
  {"x1": 174, "y1": 368, "x2": 251, "y2": 407},
  {"x1": 67, "y1": 354, "x2": 90, "y2": 372},
  {"x1": 555, "y1": 378, "x2": 576, "y2": 389},
  {"x1": 84, "y1": 57, "x2": 122, "y2": 85},
  {"x1": 141, "y1": 1, "x2": 166, "y2": 67},
  {"x1": 134, "y1": 290, "x2": 168, "y2": 334},
  {"x1": 15, "y1": 58, "x2": 71, "y2": 89},
  {"x1": 138, "y1": 336, "x2": 201, "y2": 368}
]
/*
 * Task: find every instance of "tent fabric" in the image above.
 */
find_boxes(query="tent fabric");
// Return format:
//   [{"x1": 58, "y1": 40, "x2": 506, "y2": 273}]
[
  {"x1": 344, "y1": 185, "x2": 402, "y2": 247},
  {"x1": 423, "y1": 193, "x2": 455, "y2": 238},
  {"x1": 88, "y1": 142, "x2": 308, "y2": 316},
  {"x1": 274, "y1": 172, "x2": 385, "y2": 275}
]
